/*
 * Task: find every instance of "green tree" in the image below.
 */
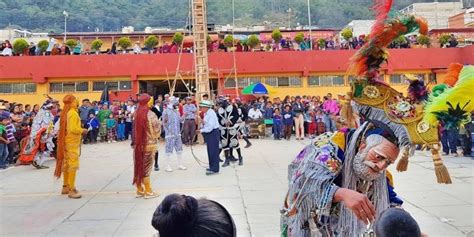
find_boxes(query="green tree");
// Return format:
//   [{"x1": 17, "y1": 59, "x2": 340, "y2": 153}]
[
  {"x1": 37, "y1": 40, "x2": 49, "y2": 55},
  {"x1": 144, "y1": 35, "x2": 159, "y2": 53},
  {"x1": 438, "y1": 34, "x2": 450, "y2": 47},
  {"x1": 224, "y1": 35, "x2": 234, "y2": 48},
  {"x1": 172, "y1": 32, "x2": 184, "y2": 46},
  {"x1": 271, "y1": 28, "x2": 282, "y2": 43},
  {"x1": 247, "y1": 35, "x2": 260, "y2": 49},
  {"x1": 416, "y1": 34, "x2": 431, "y2": 47},
  {"x1": 13, "y1": 38, "x2": 28, "y2": 55},
  {"x1": 341, "y1": 28, "x2": 353, "y2": 41},
  {"x1": 294, "y1": 32, "x2": 305, "y2": 44},
  {"x1": 65, "y1": 39, "x2": 77, "y2": 51},
  {"x1": 318, "y1": 39, "x2": 326, "y2": 49},
  {"x1": 91, "y1": 39, "x2": 103, "y2": 54},
  {"x1": 394, "y1": 35, "x2": 407, "y2": 47},
  {"x1": 118, "y1": 37, "x2": 132, "y2": 53}
]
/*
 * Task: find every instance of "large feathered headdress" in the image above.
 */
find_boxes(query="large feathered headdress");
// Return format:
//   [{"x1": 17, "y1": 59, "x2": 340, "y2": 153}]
[{"x1": 349, "y1": 0, "x2": 452, "y2": 184}]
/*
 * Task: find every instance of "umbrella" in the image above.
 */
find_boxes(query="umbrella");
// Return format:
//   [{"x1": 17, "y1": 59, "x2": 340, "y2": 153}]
[
  {"x1": 242, "y1": 82, "x2": 276, "y2": 95},
  {"x1": 100, "y1": 84, "x2": 110, "y2": 104}
]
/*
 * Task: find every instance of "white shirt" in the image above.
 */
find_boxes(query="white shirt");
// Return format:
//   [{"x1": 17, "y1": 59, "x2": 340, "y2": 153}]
[
  {"x1": 200, "y1": 109, "x2": 220, "y2": 133},
  {"x1": 248, "y1": 108, "x2": 263, "y2": 120}
]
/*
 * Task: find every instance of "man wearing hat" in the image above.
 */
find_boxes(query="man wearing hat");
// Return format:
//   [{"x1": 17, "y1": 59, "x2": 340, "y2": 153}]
[
  {"x1": 217, "y1": 96, "x2": 244, "y2": 167},
  {"x1": 199, "y1": 100, "x2": 220, "y2": 175},
  {"x1": 182, "y1": 97, "x2": 197, "y2": 146}
]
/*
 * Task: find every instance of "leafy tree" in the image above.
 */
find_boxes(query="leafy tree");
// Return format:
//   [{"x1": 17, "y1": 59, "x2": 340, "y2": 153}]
[
  {"x1": 91, "y1": 39, "x2": 103, "y2": 53},
  {"x1": 224, "y1": 35, "x2": 234, "y2": 48},
  {"x1": 247, "y1": 35, "x2": 260, "y2": 49},
  {"x1": 318, "y1": 39, "x2": 326, "y2": 49},
  {"x1": 394, "y1": 35, "x2": 407, "y2": 47},
  {"x1": 118, "y1": 37, "x2": 132, "y2": 52},
  {"x1": 13, "y1": 38, "x2": 29, "y2": 55},
  {"x1": 65, "y1": 39, "x2": 77, "y2": 50},
  {"x1": 271, "y1": 28, "x2": 282, "y2": 43},
  {"x1": 144, "y1": 35, "x2": 159, "y2": 52},
  {"x1": 438, "y1": 34, "x2": 450, "y2": 47},
  {"x1": 416, "y1": 34, "x2": 430, "y2": 47},
  {"x1": 37, "y1": 40, "x2": 49, "y2": 55},
  {"x1": 172, "y1": 32, "x2": 184, "y2": 46},
  {"x1": 341, "y1": 28, "x2": 353, "y2": 41},
  {"x1": 294, "y1": 32, "x2": 305, "y2": 44}
]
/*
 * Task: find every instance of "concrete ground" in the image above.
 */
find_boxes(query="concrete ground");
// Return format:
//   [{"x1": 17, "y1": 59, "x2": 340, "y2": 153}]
[{"x1": 0, "y1": 139, "x2": 472, "y2": 237}]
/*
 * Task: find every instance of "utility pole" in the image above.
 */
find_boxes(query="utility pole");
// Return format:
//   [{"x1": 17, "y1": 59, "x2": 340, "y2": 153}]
[
  {"x1": 63, "y1": 11, "x2": 69, "y2": 42},
  {"x1": 307, "y1": 0, "x2": 312, "y2": 50},
  {"x1": 287, "y1": 8, "x2": 292, "y2": 29}
]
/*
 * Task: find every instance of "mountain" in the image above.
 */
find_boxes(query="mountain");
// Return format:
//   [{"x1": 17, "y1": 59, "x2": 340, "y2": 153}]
[{"x1": 0, "y1": 0, "x2": 467, "y2": 33}]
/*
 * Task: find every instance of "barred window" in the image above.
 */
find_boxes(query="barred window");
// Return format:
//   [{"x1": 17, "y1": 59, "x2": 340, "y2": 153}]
[
  {"x1": 308, "y1": 76, "x2": 320, "y2": 86},
  {"x1": 277, "y1": 77, "x2": 290, "y2": 87},
  {"x1": 0, "y1": 83, "x2": 37, "y2": 94},
  {"x1": 224, "y1": 78, "x2": 236, "y2": 88},
  {"x1": 265, "y1": 77, "x2": 278, "y2": 87},
  {"x1": 289, "y1": 76, "x2": 302, "y2": 87},
  {"x1": 389, "y1": 75, "x2": 403, "y2": 84},
  {"x1": 119, "y1": 81, "x2": 132, "y2": 90},
  {"x1": 310, "y1": 75, "x2": 345, "y2": 86},
  {"x1": 92, "y1": 81, "x2": 129, "y2": 91},
  {"x1": 237, "y1": 78, "x2": 249, "y2": 88},
  {"x1": 49, "y1": 82, "x2": 88, "y2": 93},
  {"x1": 248, "y1": 77, "x2": 261, "y2": 85}
]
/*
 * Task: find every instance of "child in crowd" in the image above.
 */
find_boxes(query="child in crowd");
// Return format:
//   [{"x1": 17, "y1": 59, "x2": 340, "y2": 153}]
[
  {"x1": 282, "y1": 105, "x2": 293, "y2": 140},
  {"x1": 315, "y1": 109, "x2": 326, "y2": 136},
  {"x1": 273, "y1": 108, "x2": 282, "y2": 140},
  {"x1": 307, "y1": 109, "x2": 317, "y2": 138},
  {"x1": 105, "y1": 113, "x2": 117, "y2": 143},
  {"x1": 0, "y1": 114, "x2": 10, "y2": 169},
  {"x1": 86, "y1": 113, "x2": 100, "y2": 144},
  {"x1": 116, "y1": 112, "x2": 126, "y2": 141}
]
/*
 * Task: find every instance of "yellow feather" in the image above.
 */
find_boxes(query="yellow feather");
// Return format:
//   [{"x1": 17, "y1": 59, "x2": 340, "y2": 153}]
[{"x1": 424, "y1": 66, "x2": 474, "y2": 125}]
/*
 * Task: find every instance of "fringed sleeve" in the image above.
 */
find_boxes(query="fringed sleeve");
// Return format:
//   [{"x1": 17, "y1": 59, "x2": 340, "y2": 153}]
[{"x1": 285, "y1": 133, "x2": 344, "y2": 236}]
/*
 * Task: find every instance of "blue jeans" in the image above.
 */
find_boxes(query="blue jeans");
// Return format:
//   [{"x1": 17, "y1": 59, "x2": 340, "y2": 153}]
[
  {"x1": 117, "y1": 123, "x2": 126, "y2": 140},
  {"x1": 441, "y1": 129, "x2": 459, "y2": 154},
  {"x1": 323, "y1": 114, "x2": 337, "y2": 132},
  {"x1": 0, "y1": 143, "x2": 9, "y2": 168},
  {"x1": 273, "y1": 123, "x2": 281, "y2": 138}
]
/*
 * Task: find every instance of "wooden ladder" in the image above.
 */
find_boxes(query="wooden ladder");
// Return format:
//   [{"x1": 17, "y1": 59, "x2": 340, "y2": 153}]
[{"x1": 192, "y1": 0, "x2": 210, "y2": 101}]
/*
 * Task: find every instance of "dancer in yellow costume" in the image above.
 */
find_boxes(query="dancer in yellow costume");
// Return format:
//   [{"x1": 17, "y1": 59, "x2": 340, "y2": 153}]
[
  {"x1": 54, "y1": 94, "x2": 87, "y2": 199},
  {"x1": 133, "y1": 93, "x2": 161, "y2": 199}
]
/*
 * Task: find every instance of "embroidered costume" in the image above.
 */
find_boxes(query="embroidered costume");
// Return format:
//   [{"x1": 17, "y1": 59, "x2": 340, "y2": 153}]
[
  {"x1": 217, "y1": 97, "x2": 244, "y2": 166},
  {"x1": 18, "y1": 98, "x2": 57, "y2": 169},
  {"x1": 162, "y1": 97, "x2": 185, "y2": 172}
]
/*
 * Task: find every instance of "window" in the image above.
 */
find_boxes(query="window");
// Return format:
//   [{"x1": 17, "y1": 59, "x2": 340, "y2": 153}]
[
  {"x1": 390, "y1": 74, "x2": 425, "y2": 85},
  {"x1": 0, "y1": 83, "x2": 37, "y2": 94},
  {"x1": 289, "y1": 76, "x2": 302, "y2": 87},
  {"x1": 248, "y1": 77, "x2": 261, "y2": 85},
  {"x1": 265, "y1": 77, "x2": 278, "y2": 87},
  {"x1": 49, "y1": 82, "x2": 88, "y2": 93},
  {"x1": 263, "y1": 76, "x2": 301, "y2": 87},
  {"x1": 277, "y1": 77, "x2": 290, "y2": 87},
  {"x1": 309, "y1": 75, "x2": 345, "y2": 87},
  {"x1": 237, "y1": 78, "x2": 249, "y2": 88},
  {"x1": 92, "y1": 81, "x2": 131, "y2": 91},
  {"x1": 224, "y1": 78, "x2": 236, "y2": 88},
  {"x1": 119, "y1": 81, "x2": 132, "y2": 90},
  {"x1": 390, "y1": 75, "x2": 402, "y2": 84}
]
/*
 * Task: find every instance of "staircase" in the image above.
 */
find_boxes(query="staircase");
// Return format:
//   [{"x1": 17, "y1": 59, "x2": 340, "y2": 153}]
[{"x1": 192, "y1": 0, "x2": 210, "y2": 101}]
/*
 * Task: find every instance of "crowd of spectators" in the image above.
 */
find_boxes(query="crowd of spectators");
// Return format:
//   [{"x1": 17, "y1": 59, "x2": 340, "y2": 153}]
[
  {"x1": 0, "y1": 32, "x2": 464, "y2": 57},
  {"x1": 1, "y1": 91, "x2": 472, "y2": 169}
]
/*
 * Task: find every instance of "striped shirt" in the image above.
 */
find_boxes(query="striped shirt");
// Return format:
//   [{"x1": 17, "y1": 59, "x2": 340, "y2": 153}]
[{"x1": 5, "y1": 123, "x2": 16, "y2": 142}]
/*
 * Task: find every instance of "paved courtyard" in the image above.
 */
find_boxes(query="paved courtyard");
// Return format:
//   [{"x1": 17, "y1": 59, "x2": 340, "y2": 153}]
[{"x1": 0, "y1": 139, "x2": 473, "y2": 237}]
